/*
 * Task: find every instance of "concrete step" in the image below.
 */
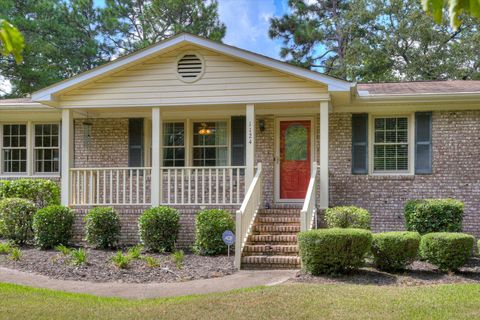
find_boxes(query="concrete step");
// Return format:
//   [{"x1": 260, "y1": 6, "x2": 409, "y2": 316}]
[
  {"x1": 247, "y1": 234, "x2": 297, "y2": 244},
  {"x1": 242, "y1": 244, "x2": 299, "y2": 256},
  {"x1": 253, "y1": 224, "x2": 300, "y2": 234},
  {"x1": 241, "y1": 255, "x2": 301, "y2": 269}
]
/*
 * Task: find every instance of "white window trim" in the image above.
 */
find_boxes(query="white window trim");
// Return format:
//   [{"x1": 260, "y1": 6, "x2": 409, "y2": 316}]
[
  {"x1": 0, "y1": 122, "x2": 61, "y2": 177},
  {"x1": 32, "y1": 122, "x2": 61, "y2": 175},
  {"x1": 160, "y1": 118, "x2": 231, "y2": 167},
  {"x1": 368, "y1": 113, "x2": 415, "y2": 175}
]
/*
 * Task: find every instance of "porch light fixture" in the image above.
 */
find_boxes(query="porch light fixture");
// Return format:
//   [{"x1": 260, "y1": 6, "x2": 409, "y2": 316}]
[
  {"x1": 198, "y1": 122, "x2": 212, "y2": 135},
  {"x1": 259, "y1": 119, "x2": 266, "y2": 132}
]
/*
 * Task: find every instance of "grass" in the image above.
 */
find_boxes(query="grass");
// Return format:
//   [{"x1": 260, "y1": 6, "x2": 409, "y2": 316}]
[{"x1": 1, "y1": 282, "x2": 480, "y2": 320}]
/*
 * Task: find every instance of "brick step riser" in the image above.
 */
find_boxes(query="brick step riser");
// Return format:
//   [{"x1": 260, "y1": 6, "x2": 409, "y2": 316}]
[
  {"x1": 242, "y1": 252, "x2": 299, "y2": 257},
  {"x1": 255, "y1": 219, "x2": 301, "y2": 224},
  {"x1": 243, "y1": 246, "x2": 299, "y2": 254},
  {"x1": 253, "y1": 228, "x2": 300, "y2": 233},
  {"x1": 241, "y1": 264, "x2": 301, "y2": 270},
  {"x1": 248, "y1": 236, "x2": 297, "y2": 242},
  {"x1": 257, "y1": 211, "x2": 301, "y2": 215}
]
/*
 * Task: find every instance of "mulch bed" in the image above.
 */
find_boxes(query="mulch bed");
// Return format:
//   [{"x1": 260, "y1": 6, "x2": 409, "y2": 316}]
[
  {"x1": 292, "y1": 258, "x2": 480, "y2": 286},
  {"x1": 0, "y1": 245, "x2": 235, "y2": 283}
]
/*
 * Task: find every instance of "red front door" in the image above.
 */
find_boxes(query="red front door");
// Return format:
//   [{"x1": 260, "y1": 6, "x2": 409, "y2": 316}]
[{"x1": 280, "y1": 120, "x2": 311, "y2": 200}]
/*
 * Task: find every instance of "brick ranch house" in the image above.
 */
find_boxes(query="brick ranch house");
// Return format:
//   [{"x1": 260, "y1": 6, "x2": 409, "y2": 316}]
[{"x1": 1, "y1": 33, "x2": 480, "y2": 268}]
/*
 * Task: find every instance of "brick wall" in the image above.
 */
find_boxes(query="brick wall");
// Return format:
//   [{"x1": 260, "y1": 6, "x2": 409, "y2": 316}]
[
  {"x1": 74, "y1": 118, "x2": 129, "y2": 168},
  {"x1": 328, "y1": 111, "x2": 480, "y2": 238}
]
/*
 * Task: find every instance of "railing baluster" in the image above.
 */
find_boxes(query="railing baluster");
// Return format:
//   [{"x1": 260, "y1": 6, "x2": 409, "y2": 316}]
[
  {"x1": 143, "y1": 169, "x2": 146, "y2": 204},
  {"x1": 103, "y1": 170, "x2": 106, "y2": 205},
  {"x1": 136, "y1": 169, "x2": 140, "y2": 204},
  {"x1": 181, "y1": 169, "x2": 184, "y2": 205},
  {"x1": 202, "y1": 168, "x2": 205, "y2": 204},
  {"x1": 209, "y1": 168, "x2": 212, "y2": 204},
  {"x1": 236, "y1": 168, "x2": 240, "y2": 204},
  {"x1": 129, "y1": 169, "x2": 133, "y2": 204},
  {"x1": 223, "y1": 169, "x2": 226, "y2": 204},
  {"x1": 174, "y1": 169, "x2": 178, "y2": 204},
  {"x1": 123, "y1": 169, "x2": 126, "y2": 204},
  {"x1": 187, "y1": 168, "x2": 191, "y2": 204},
  {"x1": 167, "y1": 169, "x2": 171, "y2": 205},
  {"x1": 215, "y1": 169, "x2": 219, "y2": 204},
  {"x1": 229, "y1": 168, "x2": 233, "y2": 204},
  {"x1": 194, "y1": 169, "x2": 198, "y2": 204}
]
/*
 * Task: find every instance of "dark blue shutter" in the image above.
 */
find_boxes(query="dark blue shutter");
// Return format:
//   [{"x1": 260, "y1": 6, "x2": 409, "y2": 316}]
[
  {"x1": 231, "y1": 116, "x2": 246, "y2": 166},
  {"x1": 415, "y1": 112, "x2": 432, "y2": 174},
  {"x1": 128, "y1": 119, "x2": 144, "y2": 167},
  {"x1": 352, "y1": 113, "x2": 368, "y2": 174}
]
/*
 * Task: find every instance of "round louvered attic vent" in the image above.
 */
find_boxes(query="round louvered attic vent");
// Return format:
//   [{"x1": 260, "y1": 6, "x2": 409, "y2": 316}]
[{"x1": 176, "y1": 53, "x2": 204, "y2": 82}]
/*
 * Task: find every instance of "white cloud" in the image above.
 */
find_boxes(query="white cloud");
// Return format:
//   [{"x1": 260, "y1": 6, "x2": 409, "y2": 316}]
[
  {"x1": 218, "y1": 0, "x2": 282, "y2": 59},
  {"x1": 0, "y1": 77, "x2": 12, "y2": 97}
]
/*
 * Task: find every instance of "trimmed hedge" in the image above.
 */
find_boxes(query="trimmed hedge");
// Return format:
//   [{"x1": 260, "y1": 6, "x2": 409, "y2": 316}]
[
  {"x1": 84, "y1": 207, "x2": 121, "y2": 248},
  {"x1": 139, "y1": 206, "x2": 180, "y2": 252},
  {"x1": 325, "y1": 206, "x2": 371, "y2": 229},
  {"x1": 33, "y1": 205, "x2": 75, "y2": 249},
  {"x1": 404, "y1": 199, "x2": 463, "y2": 234},
  {"x1": 0, "y1": 179, "x2": 60, "y2": 208},
  {"x1": 194, "y1": 209, "x2": 234, "y2": 256},
  {"x1": 419, "y1": 232, "x2": 474, "y2": 272},
  {"x1": 0, "y1": 198, "x2": 36, "y2": 244},
  {"x1": 298, "y1": 228, "x2": 372, "y2": 275},
  {"x1": 371, "y1": 231, "x2": 421, "y2": 271}
]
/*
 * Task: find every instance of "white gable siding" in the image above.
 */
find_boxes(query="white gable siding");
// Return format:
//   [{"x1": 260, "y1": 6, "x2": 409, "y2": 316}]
[{"x1": 58, "y1": 46, "x2": 328, "y2": 107}]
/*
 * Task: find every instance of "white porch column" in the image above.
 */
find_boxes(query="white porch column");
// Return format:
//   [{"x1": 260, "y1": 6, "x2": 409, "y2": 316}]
[
  {"x1": 61, "y1": 109, "x2": 73, "y2": 206},
  {"x1": 151, "y1": 107, "x2": 162, "y2": 206},
  {"x1": 245, "y1": 104, "x2": 255, "y2": 190},
  {"x1": 319, "y1": 101, "x2": 329, "y2": 209}
]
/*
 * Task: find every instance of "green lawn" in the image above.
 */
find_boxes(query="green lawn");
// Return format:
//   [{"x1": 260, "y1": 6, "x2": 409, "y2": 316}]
[{"x1": 1, "y1": 282, "x2": 480, "y2": 320}]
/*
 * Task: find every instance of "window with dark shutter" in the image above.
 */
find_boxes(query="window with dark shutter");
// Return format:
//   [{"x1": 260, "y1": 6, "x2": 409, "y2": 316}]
[
  {"x1": 128, "y1": 119, "x2": 144, "y2": 167},
  {"x1": 415, "y1": 112, "x2": 432, "y2": 174},
  {"x1": 231, "y1": 116, "x2": 246, "y2": 166},
  {"x1": 352, "y1": 113, "x2": 368, "y2": 174}
]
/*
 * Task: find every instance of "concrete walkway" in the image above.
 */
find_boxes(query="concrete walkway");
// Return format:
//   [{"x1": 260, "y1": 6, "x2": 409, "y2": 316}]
[{"x1": 0, "y1": 267, "x2": 297, "y2": 299}]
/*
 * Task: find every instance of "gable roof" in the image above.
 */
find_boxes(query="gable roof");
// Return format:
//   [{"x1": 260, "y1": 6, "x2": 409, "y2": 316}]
[
  {"x1": 358, "y1": 80, "x2": 480, "y2": 96},
  {"x1": 32, "y1": 33, "x2": 353, "y2": 102}
]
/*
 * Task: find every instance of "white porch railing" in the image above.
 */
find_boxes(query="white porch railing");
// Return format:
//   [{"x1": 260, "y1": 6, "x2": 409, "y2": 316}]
[
  {"x1": 235, "y1": 163, "x2": 262, "y2": 269},
  {"x1": 300, "y1": 162, "x2": 318, "y2": 232},
  {"x1": 70, "y1": 167, "x2": 152, "y2": 205},
  {"x1": 160, "y1": 166, "x2": 245, "y2": 205},
  {"x1": 70, "y1": 166, "x2": 246, "y2": 206}
]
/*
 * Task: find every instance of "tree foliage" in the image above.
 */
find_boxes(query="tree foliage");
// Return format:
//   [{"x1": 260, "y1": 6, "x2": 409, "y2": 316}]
[
  {"x1": 99, "y1": 0, "x2": 226, "y2": 53},
  {"x1": 0, "y1": 0, "x2": 225, "y2": 98},
  {"x1": 269, "y1": 0, "x2": 480, "y2": 81},
  {"x1": 0, "y1": 19, "x2": 24, "y2": 63},
  {"x1": 422, "y1": 0, "x2": 480, "y2": 30}
]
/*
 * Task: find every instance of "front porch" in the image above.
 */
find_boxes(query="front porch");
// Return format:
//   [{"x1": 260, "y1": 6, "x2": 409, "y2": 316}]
[{"x1": 61, "y1": 103, "x2": 330, "y2": 210}]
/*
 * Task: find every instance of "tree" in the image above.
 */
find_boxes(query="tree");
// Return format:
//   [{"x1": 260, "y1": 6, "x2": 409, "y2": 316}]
[
  {"x1": 270, "y1": 0, "x2": 480, "y2": 81},
  {"x1": 99, "y1": 0, "x2": 226, "y2": 53},
  {"x1": 0, "y1": 0, "x2": 112, "y2": 97},
  {"x1": 0, "y1": 19, "x2": 24, "y2": 63},
  {"x1": 422, "y1": 0, "x2": 480, "y2": 30}
]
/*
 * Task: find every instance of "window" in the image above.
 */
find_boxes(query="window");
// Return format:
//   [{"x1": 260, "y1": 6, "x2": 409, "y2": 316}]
[
  {"x1": 193, "y1": 121, "x2": 228, "y2": 166},
  {"x1": 34, "y1": 124, "x2": 60, "y2": 173},
  {"x1": 373, "y1": 117, "x2": 409, "y2": 172},
  {"x1": 2, "y1": 124, "x2": 27, "y2": 173},
  {"x1": 163, "y1": 122, "x2": 185, "y2": 167}
]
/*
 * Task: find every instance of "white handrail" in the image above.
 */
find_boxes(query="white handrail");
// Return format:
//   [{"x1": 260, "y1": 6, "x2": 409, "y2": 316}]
[
  {"x1": 300, "y1": 162, "x2": 318, "y2": 232},
  {"x1": 235, "y1": 163, "x2": 262, "y2": 269}
]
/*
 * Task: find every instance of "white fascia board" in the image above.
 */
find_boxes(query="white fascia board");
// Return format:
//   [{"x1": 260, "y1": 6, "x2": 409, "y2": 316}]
[{"x1": 32, "y1": 33, "x2": 353, "y2": 103}]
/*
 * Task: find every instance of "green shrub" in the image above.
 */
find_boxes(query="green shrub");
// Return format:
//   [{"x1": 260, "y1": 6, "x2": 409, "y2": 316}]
[
  {"x1": 0, "y1": 242, "x2": 12, "y2": 254},
  {"x1": 55, "y1": 245, "x2": 71, "y2": 256},
  {"x1": 325, "y1": 206, "x2": 371, "y2": 229},
  {"x1": 419, "y1": 232, "x2": 474, "y2": 272},
  {"x1": 9, "y1": 247, "x2": 22, "y2": 261},
  {"x1": 111, "y1": 251, "x2": 131, "y2": 269},
  {"x1": 138, "y1": 206, "x2": 180, "y2": 252},
  {"x1": 0, "y1": 179, "x2": 60, "y2": 208},
  {"x1": 194, "y1": 209, "x2": 235, "y2": 256},
  {"x1": 70, "y1": 248, "x2": 87, "y2": 266},
  {"x1": 298, "y1": 228, "x2": 372, "y2": 275},
  {"x1": 371, "y1": 231, "x2": 421, "y2": 271},
  {"x1": 127, "y1": 245, "x2": 143, "y2": 260},
  {"x1": 84, "y1": 207, "x2": 121, "y2": 249},
  {"x1": 404, "y1": 199, "x2": 464, "y2": 234},
  {"x1": 172, "y1": 250, "x2": 184, "y2": 269},
  {"x1": 0, "y1": 198, "x2": 36, "y2": 244},
  {"x1": 144, "y1": 256, "x2": 160, "y2": 268},
  {"x1": 33, "y1": 205, "x2": 74, "y2": 249}
]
